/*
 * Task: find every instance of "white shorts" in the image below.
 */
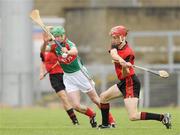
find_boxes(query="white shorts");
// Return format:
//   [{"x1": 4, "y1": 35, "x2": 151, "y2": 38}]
[{"x1": 63, "y1": 70, "x2": 94, "y2": 93}]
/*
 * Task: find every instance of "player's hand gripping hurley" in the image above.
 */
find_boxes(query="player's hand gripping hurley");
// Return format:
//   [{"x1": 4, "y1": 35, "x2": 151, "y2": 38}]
[
  {"x1": 112, "y1": 60, "x2": 169, "y2": 78},
  {"x1": 133, "y1": 65, "x2": 169, "y2": 78},
  {"x1": 30, "y1": 10, "x2": 64, "y2": 79}
]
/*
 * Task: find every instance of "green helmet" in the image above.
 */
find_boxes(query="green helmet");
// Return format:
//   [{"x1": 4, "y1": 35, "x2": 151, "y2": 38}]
[{"x1": 50, "y1": 26, "x2": 65, "y2": 37}]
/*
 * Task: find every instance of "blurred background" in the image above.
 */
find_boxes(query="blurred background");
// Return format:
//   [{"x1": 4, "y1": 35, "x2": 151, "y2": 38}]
[{"x1": 0, "y1": 0, "x2": 180, "y2": 108}]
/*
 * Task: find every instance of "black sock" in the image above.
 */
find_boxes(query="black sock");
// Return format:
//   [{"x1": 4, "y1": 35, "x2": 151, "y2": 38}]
[
  {"x1": 66, "y1": 108, "x2": 78, "y2": 124},
  {"x1": 141, "y1": 112, "x2": 164, "y2": 121},
  {"x1": 100, "y1": 103, "x2": 110, "y2": 126}
]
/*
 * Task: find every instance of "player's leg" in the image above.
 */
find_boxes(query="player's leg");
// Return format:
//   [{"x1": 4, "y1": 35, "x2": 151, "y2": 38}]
[
  {"x1": 87, "y1": 88, "x2": 117, "y2": 127},
  {"x1": 49, "y1": 73, "x2": 79, "y2": 125},
  {"x1": 63, "y1": 71, "x2": 97, "y2": 127},
  {"x1": 79, "y1": 71, "x2": 117, "y2": 128},
  {"x1": 87, "y1": 89, "x2": 100, "y2": 108},
  {"x1": 67, "y1": 90, "x2": 87, "y2": 113},
  {"x1": 123, "y1": 75, "x2": 171, "y2": 129},
  {"x1": 69, "y1": 71, "x2": 98, "y2": 127},
  {"x1": 86, "y1": 89, "x2": 100, "y2": 128},
  {"x1": 101, "y1": 84, "x2": 123, "y2": 127},
  {"x1": 124, "y1": 97, "x2": 171, "y2": 129},
  {"x1": 98, "y1": 84, "x2": 123, "y2": 128},
  {"x1": 72, "y1": 89, "x2": 98, "y2": 128},
  {"x1": 67, "y1": 90, "x2": 97, "y2": 127},
  {"x1": 100, "y1": 84, "x2": 123, "y2": 103},
  {"x1": 124, "y1": 97, "x2": 140, "y2": 121},
  {"x1": 125, "y1": 97, "x2": 169, "y2": 122},
  {"x1": 56, "y1": 90, "x2": 79, "y2": 125}
]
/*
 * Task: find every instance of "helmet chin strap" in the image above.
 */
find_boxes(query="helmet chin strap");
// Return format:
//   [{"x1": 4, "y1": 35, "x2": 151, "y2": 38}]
[{"x1": 118, "y1": 36, "x2": 126, "y2": 49}]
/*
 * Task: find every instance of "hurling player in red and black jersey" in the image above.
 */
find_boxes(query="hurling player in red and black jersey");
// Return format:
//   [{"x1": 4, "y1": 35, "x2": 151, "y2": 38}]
[
  {"x1": 39, "y1": 28, "x2": 79, "y2": 125},
  {"x1": 98, "y1": 25, "x2": 171, "y2": 129}
]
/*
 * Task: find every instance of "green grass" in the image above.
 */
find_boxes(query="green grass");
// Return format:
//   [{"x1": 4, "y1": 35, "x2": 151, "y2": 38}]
[{"x1": 0, "y1": 107, "x2": 180, "y2": 135}]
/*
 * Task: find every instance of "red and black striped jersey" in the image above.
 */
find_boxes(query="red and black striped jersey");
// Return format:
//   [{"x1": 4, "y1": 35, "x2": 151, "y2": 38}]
[
  {"x1": 110, "y1": 42, "x2": 135, "y2": 80},
  {"x1": 40, "y1": 52, "x2": 63, "y2": 74}
]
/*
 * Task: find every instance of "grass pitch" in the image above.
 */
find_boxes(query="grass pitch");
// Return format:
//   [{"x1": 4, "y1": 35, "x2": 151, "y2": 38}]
[{"x1": 0, "y1": 107, "x2": 180, "y2": 135}]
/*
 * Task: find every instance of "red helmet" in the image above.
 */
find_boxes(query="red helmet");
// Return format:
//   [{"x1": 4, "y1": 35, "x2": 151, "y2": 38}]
[{"x1": 110, "y1": 25, "x2": 128, "y2": 37}]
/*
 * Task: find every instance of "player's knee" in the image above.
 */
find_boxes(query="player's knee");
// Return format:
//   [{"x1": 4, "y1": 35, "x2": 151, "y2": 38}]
[
  {"x1": 91, "y1": 97, "x2": 99, "y2": 105},
  {"x1": 129, "y1": 114, "x2": 138, "y2": 121},
  {"x1": 100, "y1": 93, "x2": 107, "y2": 103},
  {"x1": 58, "y1": 91, "x2": 68, "y2": 100},
  {"x1": 72, "y1": 103, "x2": 81, "y2": 111}
]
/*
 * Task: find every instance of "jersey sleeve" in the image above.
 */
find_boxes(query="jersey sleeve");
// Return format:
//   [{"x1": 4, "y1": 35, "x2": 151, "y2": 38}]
[
  {"x1": 67, "y1": 40, "x2": 76, "y2": 49},
  {"x1": 48, "y1": 44, "x2": 57, "y2": 53},
  {"x1": 108, "y1": 44, "x2": 118, "y2": 53}
]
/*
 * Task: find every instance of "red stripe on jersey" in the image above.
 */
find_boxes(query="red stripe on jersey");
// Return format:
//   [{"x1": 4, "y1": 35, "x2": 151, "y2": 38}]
[
  {"x1": 125, "y1": 76, "x2": 134, "y2": 98},
  {"x1": 57, "y1": 55, "x2": 77, "y2": 64}
]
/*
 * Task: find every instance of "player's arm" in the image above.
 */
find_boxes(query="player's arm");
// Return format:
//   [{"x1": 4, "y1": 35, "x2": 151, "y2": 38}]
[
  {"x1": 67, "y1": 47, "x2": 78, "y2": 55},
  {"x1": 41, "y1": 30, "x2": 53, "y2": 52},
  {"x1": 39, "y1": 62, "x2": 47, "y2": 80},
  {"x1": 110, "y1": 48, "x2": 131, "y2": 76},
  {"x1": 110, "y1": 49, "x2": 132, "y2": 68},
  {"x1": 61, "y1": 42, "x2": 78, "y2": 56},
  {"x1": 39, "y1": 53, "x2": 47, "y2": 80},
  {"x1": 62, "y1": 47, "x2": 78, "y2": 55}
]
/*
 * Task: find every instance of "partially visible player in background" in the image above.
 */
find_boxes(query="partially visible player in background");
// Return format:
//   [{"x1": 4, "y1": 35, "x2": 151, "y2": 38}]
[
  {"x1": 39, "y1": 26, "x2": 79, "y2": 125},
  {"x1": 47, "y1": 26, "x2": 116, "y2": 128},
  {"x1": 98, "y1": 25, "x2": 172, "y2": 129}
]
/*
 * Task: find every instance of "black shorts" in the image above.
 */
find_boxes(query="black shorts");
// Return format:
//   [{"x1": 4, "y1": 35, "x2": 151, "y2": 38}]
[
  {"x1": 49, "y1": 73, "x2": 65, "y2": 93},
  {"x1": 117, "y1": 74, "x2": 141, "y2": 99}
]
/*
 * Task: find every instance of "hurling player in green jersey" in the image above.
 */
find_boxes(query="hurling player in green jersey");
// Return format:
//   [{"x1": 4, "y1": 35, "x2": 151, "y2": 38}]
[{"x1": 48, "y1": 26, "x2": 115, "y2": 128}]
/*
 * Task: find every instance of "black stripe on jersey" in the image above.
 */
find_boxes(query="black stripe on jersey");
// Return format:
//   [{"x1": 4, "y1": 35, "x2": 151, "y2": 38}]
[
  {"x1": 125, "y1": 55, "x2": 134, "y2": 62},
  {"x1": 125, "y1": 55, "x2": 130, "y2": 62}
]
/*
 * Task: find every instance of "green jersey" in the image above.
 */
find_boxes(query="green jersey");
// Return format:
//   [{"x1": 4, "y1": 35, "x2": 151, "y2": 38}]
[
  {"x1": 49, "y1": 39, "x2": 92, "y2": 79},
  {"x1": 54, "y1": 39, "x2": 82, "y2": 73}
]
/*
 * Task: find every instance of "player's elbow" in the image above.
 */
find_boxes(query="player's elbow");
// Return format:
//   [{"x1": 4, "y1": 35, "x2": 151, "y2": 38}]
[
  {"x1": 73, "y1": 49, "x2": 78, "y2": 55},
  {"x1": 100, "y1": 92, "x2": 108, "y2": 103},
  {"x1": 129, "y1": 116, "x2": 137, "y2": 121},
  {"x1": 111, "y1": 53, "x2": 120, "y2": 62},
  {"x1": 128, "y1": 113, "x2": 139, "y2": 121},
  {"x1": 110, "y1": 52, "x2": 116, "y2": 59},
  {"x1": 71, "y1": 103, "x2": 81, "y2": 112}
]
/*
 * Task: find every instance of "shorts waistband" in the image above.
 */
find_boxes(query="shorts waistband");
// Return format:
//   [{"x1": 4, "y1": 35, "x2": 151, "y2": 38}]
[
  {"x1": 119, "y1": 74, "x2": 136, "y2": 81},
  {"x1": 64, "y1": 70, "x2": 81, "y2": 76}
]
